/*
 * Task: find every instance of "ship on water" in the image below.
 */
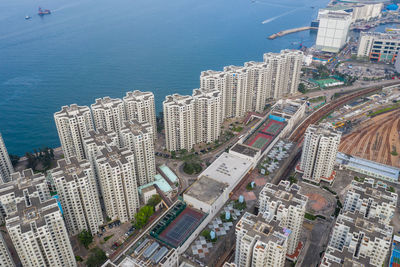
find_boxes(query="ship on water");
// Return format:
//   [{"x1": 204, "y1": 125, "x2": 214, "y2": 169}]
[{"x1": 38, "y1": 7, "x2": 51, "y2": 16}]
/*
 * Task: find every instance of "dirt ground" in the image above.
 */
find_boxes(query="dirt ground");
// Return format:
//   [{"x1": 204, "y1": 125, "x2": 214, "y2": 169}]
[{"x1": 339, "y1": 109, "x2": 400, "y2": 168}]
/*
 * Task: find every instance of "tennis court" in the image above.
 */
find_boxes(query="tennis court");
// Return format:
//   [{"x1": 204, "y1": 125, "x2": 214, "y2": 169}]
[
  {"x1": 261, "y1": 120, "x2": 284, "y2": 135},
  {"x1": 158, "y1": 207, "x2": 205, "y2": 248},
  {"x1": 248, "y1": 133, "x2": 272, "y2": 149}
]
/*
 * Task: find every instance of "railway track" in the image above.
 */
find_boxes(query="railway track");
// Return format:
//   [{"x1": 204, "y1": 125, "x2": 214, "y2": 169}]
[{"x1": 289, "y1": 87, "x2": 381, "y2": 143}]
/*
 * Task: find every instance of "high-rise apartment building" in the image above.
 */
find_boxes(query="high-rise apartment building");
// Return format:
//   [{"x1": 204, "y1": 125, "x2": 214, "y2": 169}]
[
  {"x1": 163, "y1": 94, "x2": 195, "y2": 151},
  {"x1": 263, "y1": 50, "x2": 303, "y2": 99},
  {"x1": 192, "y1": 88, "x2": 222, "y2": 144},
  {"x1": 343, "y1": 178, "x2": 397, "y2": 226},
  {"x1": 54, "y1": 104, "x2": 95, "y2": 161},
  {"x1": 243, "y1": 61, "x2": 270, "y2": 113},
  {"x1": 316, "y1": 11, "x2": 352, "y2": 52},
  {"x1": 0, "y1": 133, "x2": 14, "y2": 183},
  {"x1": 119, "y1": 120, "x2": 156, "y2": 185},
  {"x1": 321, "y1": 212, "x2": 392, "y2": 267},
  {"x1": 49, "y1": 157, "x2": 104, "y2": 235},
  {"x1": 123, "y1": 90, "x2": 157, "y2": 140},
  {"x1": 321, "y1": 177, "x2": 397, "y2": 267},
  {"x1": 91, "y1": 97, "x2": 126, "y2": 133},
  {"x1": 200, "y1": 50, "x2": 302, "y2": 120},
  {"x1": 2, "y1": 169, "x2": 76, "y2": 267},
  {"x1": 299, "y1": 124, "x2": 341, "y2": 184},
  {"x1": 0, "y1": 170, "x2": 50, "y2": 223},
  {"x1": 94, "y1": 146, "x2": 139, "y2": 222},
  {"x1": 235, "y1": 212, "x2": 290, "y2": 267},
  {"x1": 258, "y1": 181, "x2": 307, "y2": 256},
  {"x1": 0, "y1": 232, "x2": 15, "y2": 266}
]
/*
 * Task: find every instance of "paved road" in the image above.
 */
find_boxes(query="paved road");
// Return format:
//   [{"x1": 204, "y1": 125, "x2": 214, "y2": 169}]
[
  {"x1": 299, "y1": 218, "x2": 334, "y2": 267},
  {"x1": 289, "y1": 79, "x2": 400, "y2": 103}
]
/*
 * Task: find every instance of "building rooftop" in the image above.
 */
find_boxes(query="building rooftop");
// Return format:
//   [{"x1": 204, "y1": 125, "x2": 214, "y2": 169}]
[
  {"x1": 237, "y1": 212, "x2": 290, "y2": 248},
  {"x1": 337, "y1": 152, "x2": 400, "y2": 181},
  {"x1": 123, "y1": 90, "x2": 154, "y2": 101},
  {"x1": 91, "y1": 96, "x2": 124, "y2": 110},
  {"x1": 230, "y1": 143, "x2": 259, "y2": 158},
  {"x1": 200, "y1": 152, "x2": 252, "y2": 187},
  {"x1": 184, "y1": 176, "x2": 228, "y2": 206},
  {"x1": 54, "y1": 104, "x2": 91, "y2": 118},
  {"x1": 163, "y1": 94, "x2": 194, "y2": 106},
  {"x1": 158, "y1": 165, "x2": 178, "y2": 183},
  {"x1": 138, "y1": 174, "x2": 172, "y2": 195}
]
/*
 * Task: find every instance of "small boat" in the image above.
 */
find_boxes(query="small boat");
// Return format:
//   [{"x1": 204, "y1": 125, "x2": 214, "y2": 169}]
[
  {"x1": 38, "y1": 7, "x2": 51, "y2": 16},
  {"x1": 25, "y1": 16, "x2": 31, "y2": 20}
]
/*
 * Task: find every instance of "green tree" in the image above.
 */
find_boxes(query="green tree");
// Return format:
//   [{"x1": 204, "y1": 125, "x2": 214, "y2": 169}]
[
  {"x1": 86, "y1": 247, "x2": 107, "y2": 267},
  {"x1": 147, "y1": 194, "x2": 161, "y2": 208},
  {"x1": 8, "y1": 154, "x2": 20, "y2": 167},
  {"x1": 298, "y1": 83, "x2": 306, "y2": 94},
  {"x1": 78, "y1": 230, "x2": 93, "y2": 249},
  {"x1": 134, "y1": 205, "x2": 154, "y2": 229}
]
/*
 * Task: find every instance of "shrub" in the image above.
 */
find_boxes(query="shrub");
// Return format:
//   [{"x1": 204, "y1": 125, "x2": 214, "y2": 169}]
[
  {"x1": 304, "y1": 213, "x2": 316, "y2": 221},
  {"x1": 86, "y1": 247, "x2": 107, "y2": 267},
  {"x1": 233, "y1": 200, "x2": 246, "y2": 210},
  {"x1": 78, "y1": 230, "x2": 93, "y2": 249},
  {"x1": 134, "y1": 205, "x2": 154, "y2": 229},
  {"x1": 104, "y1": 234, "x2": 114, "y2": 242}
]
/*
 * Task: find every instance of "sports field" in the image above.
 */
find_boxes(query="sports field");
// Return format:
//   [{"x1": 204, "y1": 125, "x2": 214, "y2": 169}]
[
  {"x1": 248, "y1": 133, "x2": 273, "y2": 149},
  {"x1": 314, "y1": 78, "x2": 341, "y2": 88},
  {"x1": 158, "y1": 207, "x2": 205, "y2": 248},
  {"x1": 261, "y1": 120, "x2": 284, "y2": 135},
  {"x1": 244, "y1": 118, "x2": 285, "y2": 152}
]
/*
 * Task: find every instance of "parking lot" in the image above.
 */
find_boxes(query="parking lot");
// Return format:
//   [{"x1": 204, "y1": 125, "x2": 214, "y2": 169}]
[
  {"x1": 93, "y1": 220, "x2": 135, "y2": 257},
  {"x1": 337, "y1": 61, "x2": 395, "y2": 79}
]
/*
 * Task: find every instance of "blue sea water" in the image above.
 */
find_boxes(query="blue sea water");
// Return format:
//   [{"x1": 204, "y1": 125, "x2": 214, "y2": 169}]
[{"x1": 0, "y1": 0, "x2": 328, "y2": 155}]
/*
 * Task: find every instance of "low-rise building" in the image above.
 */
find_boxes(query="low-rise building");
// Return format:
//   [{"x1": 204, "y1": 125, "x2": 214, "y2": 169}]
[{"x1": 336, "y1": 152, "x2": 400, "y2": 183}]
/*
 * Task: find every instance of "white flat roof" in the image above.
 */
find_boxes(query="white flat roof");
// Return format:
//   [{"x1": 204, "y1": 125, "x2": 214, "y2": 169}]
[{"x1": 201, "y1": 152, "x2": 253, "y2": 187}]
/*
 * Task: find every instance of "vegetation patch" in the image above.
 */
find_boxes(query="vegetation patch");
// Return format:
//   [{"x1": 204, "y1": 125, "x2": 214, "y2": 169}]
[
  {"x1": 86, "y1": 247, "x2": 107, "y2": 267},
  {"x1": 308, "y1": 96, "x2": 326, "y2": 103},
  {"x1": 201, "y1": 229, "x2": 217, "y2": 243},
  {"x1": 78, "y1": 230, "x2": 93, "y2": 249},
  {"x1": 368, "y1": 103, "x2": 400, "y2": 117},
  {"x1": 133, "y1": 205, "x2": 154, "y2": 229},
  {"x1": 220, "y1": 212, "x2": 234, "y2": 223},
  {"x1": 246, "y1": 182, "x2": 255, "y2": 191},
  {"x1": 353, "y1": 176, "x2": 365, "y2": 183},
  {"x1": 289, "y1": 176, "x2": 297, "y2": 185},
  {"x1": 304, "y1": 212, "x2": 316, "y2": 221},
  {"x1": 388, "y1": 186, "x2": 395, "y2": 193},
  {"x1": 233, "y1": 199, "x2": 246, "y2": 211},
  {"x1": 103, "y1": 234, "x2": 114, "y2": 242},
  {"x1": 147, "y1": 194, "x2": 161, "y2": 208}
]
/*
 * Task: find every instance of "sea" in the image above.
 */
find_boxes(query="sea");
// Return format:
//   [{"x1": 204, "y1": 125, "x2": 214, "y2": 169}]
[{"x1": 0, "y1": 0, "x2": 329, "y2": 155}]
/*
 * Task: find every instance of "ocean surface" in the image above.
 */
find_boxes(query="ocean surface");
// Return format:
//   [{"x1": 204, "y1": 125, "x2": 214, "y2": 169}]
[{"x1": 0, "y1": 0, "x2": 328, "y2": 155}]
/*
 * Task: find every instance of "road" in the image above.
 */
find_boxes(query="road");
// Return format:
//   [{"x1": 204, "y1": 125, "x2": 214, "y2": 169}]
[{"x1": 290, "y1": 79, "x2": 400, "y2": 103}]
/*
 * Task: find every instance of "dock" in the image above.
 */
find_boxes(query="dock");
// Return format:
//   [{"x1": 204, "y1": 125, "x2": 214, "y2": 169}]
[{"x1": 268, "y1": 26, "x2": 318, "y2": 40}]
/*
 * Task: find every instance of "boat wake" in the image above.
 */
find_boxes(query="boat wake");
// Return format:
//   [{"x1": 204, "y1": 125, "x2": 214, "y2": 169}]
[
  {"x1": 262, "y1": 8, "x2": 301, "y2": 24},
  {"x1": 51, "y1": 2, "x2": 80, "y2": 12}
]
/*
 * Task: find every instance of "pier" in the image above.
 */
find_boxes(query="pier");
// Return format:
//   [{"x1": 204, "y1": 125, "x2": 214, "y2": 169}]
[{"x1": 268, "y1": 26, "x2": 318, "y2": 40}]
